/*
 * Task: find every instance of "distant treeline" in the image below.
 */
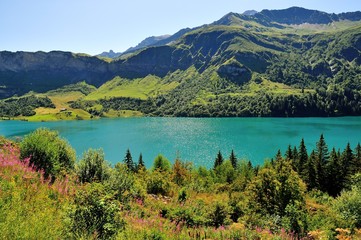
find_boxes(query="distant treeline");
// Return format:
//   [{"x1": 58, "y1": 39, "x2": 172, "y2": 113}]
[
  {"x1": 0, "y1": 95, "x2": 55, "y2": 117},
  {"x1": 74, "y1": 87, "x2": 361, "y2": 117}
]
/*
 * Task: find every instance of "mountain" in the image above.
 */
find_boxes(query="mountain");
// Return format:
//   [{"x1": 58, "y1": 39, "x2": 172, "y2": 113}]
[
  {"x1": 1, "y1": 7, "x2": 361, "y2": 118},
  {"x1": 97, "y1": 50, "x2": 122, "y2": 59},
  {"x1": 256, "y1": 7, "x2": 361, "y2": 25},
  {"x1": 112, "y1": 28, "x2": 195, "y2": 57},
  {"x1": 243, "y1": 10, "x2": 257, "y2": 16},
  {"x1": 122, "y1": 35, "x2": 171, "y2": 54}
]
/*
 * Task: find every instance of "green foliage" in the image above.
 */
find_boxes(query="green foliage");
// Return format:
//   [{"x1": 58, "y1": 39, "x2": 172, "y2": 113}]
[
  {"x1": 0, "y1": 144, "x2": 69, "y2": 239},
  {"x1": 106, "y1": 163, "x2": 137, "y2": 203},
  {"x1": 124, "y1": 148, "x2": 135, "y2": 172},
  {"x1": 5, "y1": 132, "x2": 361, "y2": 238},
  {"x1": 0, "y1": 95, "x2": 55, "y2": 117},
  {"x1": 76, "y1": 148, "x2": 111, "y2": 184},
  {"x1": 213, "y1": 160, "x2": 237, "y2": 184},
  {"x1": 152, "y1": 154, "x2": 171, "y2": 172},
  {"x1": 281, "y1": 203, "x2": 308, "y2": 236},
  {"x1": 177, "y1": 188, "x2": 187, "y2": 203},
  {"x1": 207, "y1": 201, "x2": 231, "y2": 228},
  {"x1": 333, "y1": 185, "x2": 361, "y2": 229},
  {"x1": 137, "y1": 153, "x2": 145, "y2": 171},
  {"x1": 66, "y1": 183, "x2": 124, "y2": 239},
  {"x1": 229, "y1": 150, "x2": 237, "y2": 169},
  {"x1": 246, "y1": 158, "x2": 306, "y2": 219},
  {"x1": 213, "y1": 150, "x2": 224, "y2": 169},
  {"x1": 172, "y1": 158, "x2": 191, "y2": 186},
  {"x1": 20, "y1": 128, "x2": 75, "y2": 180},
  {"x1": 146, "y1": 170, "x2": 171, "y2": 196}
]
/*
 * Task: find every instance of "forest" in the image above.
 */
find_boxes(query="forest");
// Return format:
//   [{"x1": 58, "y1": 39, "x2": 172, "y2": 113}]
[
  {"x1": 0, "y1": 128, "x2": 361, "y2": 239},
  {"x1": 71, "y1": 86, "x2": 361, "y2": 118}
]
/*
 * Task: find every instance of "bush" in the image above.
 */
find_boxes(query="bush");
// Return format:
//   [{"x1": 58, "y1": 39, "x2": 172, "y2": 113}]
[
  {"x1": 105, "y1": 163, "x2": 136, "y2": 203},
  {"x1": 333, "y1": 186, "x2": 361, "y2": 228},
  {"x1": 76, "y1": 148, "x2": 110, "y2": 183},
  {"x1": 20, "y1": 128, "x2": 75, "y2": 180},
  {"x1": 207, "y1": 201, "x2": 231, "y2": 228},
  {"x1": 66, "y1": 183, "x2": 124, "y2": 239},
  {"x1": 152, "y1": 154, "x2": 171, "y2": 172},
  {"x1": 147, "y1": 170, "x2": 171, "y2": 196}
]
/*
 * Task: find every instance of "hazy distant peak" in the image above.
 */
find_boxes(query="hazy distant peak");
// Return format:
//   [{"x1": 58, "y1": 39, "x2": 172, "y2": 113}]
[
  {"x1": 242, "y1": 10, "x2": 257, "y2": 16},
  {"x1": 97, "y1": 50, "x2": 122, "y2": 58}
]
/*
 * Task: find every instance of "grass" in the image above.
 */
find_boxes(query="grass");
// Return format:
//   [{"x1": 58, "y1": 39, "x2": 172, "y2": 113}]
[
  {"x1": 84, "y1": 75, "x2": 179, "y2": 101},
  {"x1": 103, "y1": 109, "x2": 143, "y2": 118},
  {"x1": 0, "y1": 143, "x2": 72, "y2": 239},
  {"x1": 192, "y1": 76, "x2": 315, "y2": 105},
  {"x1": 241, "y1": 77, "x2": 315, "y2": 96},
  {"x1": 18, "y1": 89, "x2": 94, "y2": 121}
]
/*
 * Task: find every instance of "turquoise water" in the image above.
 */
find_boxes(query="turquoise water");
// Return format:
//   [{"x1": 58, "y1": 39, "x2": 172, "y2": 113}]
[{"x1": 1, "y1": 117, "x2": 361, "y2": 168}]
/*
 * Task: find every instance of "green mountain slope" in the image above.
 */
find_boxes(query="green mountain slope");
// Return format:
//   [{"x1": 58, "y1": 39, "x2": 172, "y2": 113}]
[{"x1": 1, "y1": 7, "x2": 361, "y2": 118}]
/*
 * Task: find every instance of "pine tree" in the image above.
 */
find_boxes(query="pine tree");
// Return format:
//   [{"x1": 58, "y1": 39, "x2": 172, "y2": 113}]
[
  {"x1": 276, "y1": 149, "x2": 283, "y2": 162},
  {"x1": 124, "y1": 148, "x2": 134, "y2": 171},
  {"x1": 315, "y1": 134, "x2": 329, "y2": 191},
  {"x1": 298, "y1": 138, "x2": 308, "y2": 180},
  {"x1": 341, "y1": 143, "x2": 354, "y2": 186},
  {"x1": 292, "y1": 146, "x2": 299, "y2": 167},
  {"x1": 214, "y1": 150, "x2": 224, "y2": 169},
  {"x1": 230, "y1": 150, "x2": 237, "y2": 169},
  {"x1": 285, "y1": 145, "x2": 293, "y2": 160},
  {"x1": 305, "y1": 150, "x2": 317, "y2": 190},
  {"x1": 354, "y1": 143, "x2": 361, "y2": 172},
  {"x1": 326, "y1": 148, "x2": 342, "y2": 196},
  {"x1": 137, "y1": 153, "x2": 145, "y2": 171}
]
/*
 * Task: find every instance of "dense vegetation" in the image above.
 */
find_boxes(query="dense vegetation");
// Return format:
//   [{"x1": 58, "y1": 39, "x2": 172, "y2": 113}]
[
  {"x1": 71, "y1": 84, "x2": 361, "y2": 117},
  {"x1": 1, "y1": 129, "x2": 361, "y2": 239},
  {"x1": 0, "y1": 95, "x2": 54, "y2": 118}
]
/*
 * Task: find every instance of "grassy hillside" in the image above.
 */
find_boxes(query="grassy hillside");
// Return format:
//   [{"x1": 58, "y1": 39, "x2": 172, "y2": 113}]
[{"x1": 84, "y1": 75, "x2": 179, "y2": 101}]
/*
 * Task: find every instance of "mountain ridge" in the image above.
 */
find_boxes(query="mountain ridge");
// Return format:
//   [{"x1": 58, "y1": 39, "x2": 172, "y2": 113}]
[
  {"x1": 1, "y1": 6, "x2": 361, "y2": 118},
  {"x1": 102, "y1": 7, "x2": 361, "y2": 58}
]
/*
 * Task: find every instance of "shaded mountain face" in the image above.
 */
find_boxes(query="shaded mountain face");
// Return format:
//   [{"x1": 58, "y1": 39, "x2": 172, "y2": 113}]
[
  {"x1": 0, "y1": 51, "x2": 116, "y2": 98},
  {"x1": 0, "y1": 7, "x2": 361, "y2": 99}
]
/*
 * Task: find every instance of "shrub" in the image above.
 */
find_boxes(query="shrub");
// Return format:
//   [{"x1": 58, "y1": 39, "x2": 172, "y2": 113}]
[
  {"x1": 152, "y1": 154, "x2": 171, "y2": 172},
  {"x1": 20, "y1": 128, "x2": 75, "y2": 180},
  {"x1": 333, "y1": 186, "x2": 361, "y2": 228},
  {"x1": 207, "y1": 201, "x2": 231, "y2": 228},
  {"x1": 147, "y1": 170, "x2": 171, "y2": 196},
  {"x1": 66, "y1": 183, "x2": 124, "y2": 239},
  {"x1": 76, "y1": 148, "x2": 110, "y2": 183},
  {"x1": 105, "y1": 163, "x2": 136, "y2": 203}
]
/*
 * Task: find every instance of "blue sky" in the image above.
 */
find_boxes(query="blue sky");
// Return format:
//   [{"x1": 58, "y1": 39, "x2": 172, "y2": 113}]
[{"x1": 1, "y1": 0, "x2": 361, "y2": 55}]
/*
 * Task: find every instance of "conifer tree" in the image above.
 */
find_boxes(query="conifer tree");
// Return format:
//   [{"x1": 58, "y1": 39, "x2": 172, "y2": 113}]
[
  {"x1": 285, "y1": 145, "x2": 293, "y2": 160},
  {"x1": 230, "y1": 150, "x2": 237, "y2": 169},
  {"x1": 124, "y1": 148, "x2": 134, "y2": 172},
  {"x1": 305, "y1": 150, "x2": 317, "y2": 190},
  {"x1": 298, "y1": 138, "x2": 308, "y2": 178},
  {"x1": 354, "y1": 143, "x2": 361, "y2": 172},
  {"x1": 137, "y1": 153, "x2": 145, "y2": 171},
  {"x1": 315, "y1": 134, "x2": 329, "y2": 191},
  {"x1": 341, "y1": 142, "x2": 354, "y2": 186},
  {"x1": 292, "y1": 146, "x2": 299, "y2": 169},
  {"x1": 276, "y1": 149, "x2": 283, "y2": 162},
  {"x1": 326, "y1": 148, "x2": 342, "y2": 196},
  {"x1": 214, "y1": 150, "x2": 224, "y2": 169}
]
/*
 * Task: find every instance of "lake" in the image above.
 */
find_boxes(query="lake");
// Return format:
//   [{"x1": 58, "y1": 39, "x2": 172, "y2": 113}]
[{"x1": 1, "y1": 117, "x2": 361, "y2": 168}]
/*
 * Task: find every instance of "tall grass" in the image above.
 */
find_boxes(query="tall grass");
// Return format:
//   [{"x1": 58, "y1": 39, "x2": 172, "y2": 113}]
[{"x1": 0, "y1": 143, "x2": 72, "y2": 239}]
